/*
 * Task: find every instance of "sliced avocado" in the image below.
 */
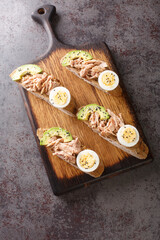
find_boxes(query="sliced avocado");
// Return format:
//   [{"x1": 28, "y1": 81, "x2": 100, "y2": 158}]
[
  {"x1": 61, "y1": 50, "x2": 93, "y2": 66},
  {"x1": 10, "y1": 64, "x2": 42, "y2": 81},
  {"x1": 40, "y1": 127, "x2": 73, "y2": 145},
  {"x1": 77, "y1": 104, "x2": 110, "y2": 121}
]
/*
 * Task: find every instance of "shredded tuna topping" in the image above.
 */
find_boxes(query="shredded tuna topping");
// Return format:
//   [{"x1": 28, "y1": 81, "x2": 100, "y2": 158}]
[
  {"x1": 69, "y1": 58, "x2": 108, "y2": 80},
  {"x1": 88, "y1": 109, "x2": 124, "y2": 137},
  {"x1": 21, "y1": 72, "x2": 60, "y2": 95},
  {"x1": 47, "y1": 136, "x2": 82, "y2": 164}
]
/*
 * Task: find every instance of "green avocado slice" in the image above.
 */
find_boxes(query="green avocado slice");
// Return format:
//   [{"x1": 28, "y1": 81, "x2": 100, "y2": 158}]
[
  {"x1": 61, "y1": 50, "x2": 93, "y2": 66},
  {"x1": 77, "y1": 104, "x2": 110, "y2": 121},
  {"x1": 40, "y1": 127, "x2": 73, "y2": 145},
  {"x1": 10, "y1": 64, "x2": 42, "y2": 81}
]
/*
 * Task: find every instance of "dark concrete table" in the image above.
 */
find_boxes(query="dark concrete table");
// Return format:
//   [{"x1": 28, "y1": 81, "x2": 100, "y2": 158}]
[{"x1": 0, "y1": 1, "x2": 160, "y2": 239}]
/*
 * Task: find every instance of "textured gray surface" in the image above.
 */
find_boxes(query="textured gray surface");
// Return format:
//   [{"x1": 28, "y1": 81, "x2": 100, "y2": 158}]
[{"x1": 0, "y1": 0, "x2": 160, "y2": 239}]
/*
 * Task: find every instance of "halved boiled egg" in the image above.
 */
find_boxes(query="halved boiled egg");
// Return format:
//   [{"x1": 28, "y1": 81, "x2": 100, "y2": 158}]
[
  {"x1": 76, "y1": 149, "x2": 100, "y2": 173},
  {"x1": 98, "y1": 70, "x2": 119, "y2": 91},
  {"x1": 117, "y1": 125, "x2": 140, "y2": 147},
  {"x1": 49, "y1": 86, "x2": 71, "y2": 109}
]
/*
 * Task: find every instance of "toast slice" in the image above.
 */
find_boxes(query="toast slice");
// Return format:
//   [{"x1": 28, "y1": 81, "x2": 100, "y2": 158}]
[
  {"x1": 66, "y1": 66, "x2": 122, "y2": 96},
  {"x1": 60, "y1": 52, "x2": 122, "y2": 97},
  {"x1": 84, "y1": 121, "x2": 149, "y2": 159},
  {"x1": 77, "y1": 106, "x2": 149, "y2": 160},
  {"x1": 37, "y1": 128, "x2": 104, "y2": 178},
  {"x1": 10, "y1": 67, "x2": 77, "y2": 117}
]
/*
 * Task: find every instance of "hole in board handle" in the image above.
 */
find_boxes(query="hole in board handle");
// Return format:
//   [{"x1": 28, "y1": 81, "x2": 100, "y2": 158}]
[{"x1": 38, "y1": 8, "x2": 45, "y2": 14}]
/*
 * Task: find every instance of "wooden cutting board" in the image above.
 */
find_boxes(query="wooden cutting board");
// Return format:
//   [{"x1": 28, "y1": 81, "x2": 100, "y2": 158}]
[{"x1": 19, "y1": 5, "x2": 152, "y2": 195}]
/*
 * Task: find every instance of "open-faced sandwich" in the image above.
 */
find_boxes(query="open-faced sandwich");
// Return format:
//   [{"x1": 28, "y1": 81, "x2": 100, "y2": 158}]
[
  {"x1": 37, "y1": 127, "x2": 104, "y2": 178},
  {"x1": 60, "y1": 50, "x2": 122, "y2": 96},
  {"x1": 10, "y1": 64, "x2": 76, "y2": 117},
  {"x1": 77, "y1": 104, "x2": 149, "y2": 159}
]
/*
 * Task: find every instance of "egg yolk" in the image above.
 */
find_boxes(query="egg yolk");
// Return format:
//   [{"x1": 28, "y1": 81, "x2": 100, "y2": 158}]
[
  {"x1": 79, "y1": 153, "x2": 96, "y2": 169},
  {"x1": 122, "y1": 127, "x2": 137, "y2": 143},
  {"x1": 101, "y1": 72, "x2": 115, "y2": 86},
  {"x1": 53, "y1": 90, "x2": 68, "y2": 105}
]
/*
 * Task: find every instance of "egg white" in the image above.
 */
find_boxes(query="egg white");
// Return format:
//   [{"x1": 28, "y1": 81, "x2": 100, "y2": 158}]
[
  {"x1": 76, "y1": 149, "x2": 100, "y2": 173},
  {"x1": 117, "y1": 125, "x2": 140, "y2": 147},
  {"x1": 49, "y1": 86, "x2": 71, "y2": 109},
  {"x1": 98, "y1": 70, "x2": 119, "y2": 91}
]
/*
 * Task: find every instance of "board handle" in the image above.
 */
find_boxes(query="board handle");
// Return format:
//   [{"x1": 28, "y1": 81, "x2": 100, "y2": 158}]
[{"x1": 31, "y1": 5, "x2": 61, "y2": 55}]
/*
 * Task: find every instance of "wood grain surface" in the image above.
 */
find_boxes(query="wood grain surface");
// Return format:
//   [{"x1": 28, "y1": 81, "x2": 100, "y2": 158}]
[{"x1": 18, "y1": 5, "x2": 152, "y2": 195}]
